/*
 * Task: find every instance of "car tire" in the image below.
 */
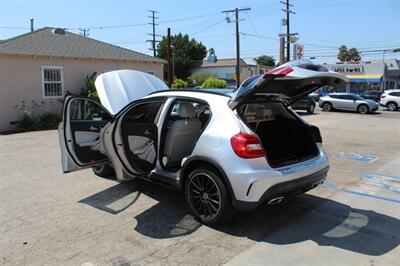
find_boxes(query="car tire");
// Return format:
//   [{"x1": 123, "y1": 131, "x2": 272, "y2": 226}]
[
  {"x1": 322, "y1": 102, "x2": 332, "y2": 112},
  {"x1": 357, "y1": 104, "x2": 369, "y2": 114},
  {"x1": 185, "y1": 167, "x2": 235, "y2": 226},
  {"x1": 387, "y1": 102, "x2": 398, "y2": 111},
  {"x1": 92, "y1": 164, "x2": 115, "y2": 177},
  {"x1": 307, "y1": 103, "x2": 315, "y2": 114}
]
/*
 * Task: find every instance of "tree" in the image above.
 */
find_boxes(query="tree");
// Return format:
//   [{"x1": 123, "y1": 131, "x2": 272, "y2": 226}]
[
  {"x1": 338, "y1": 45, "x2": 349, "y2": 62},
  {"x1": 348, "y1": 48, "x2": 361, "y2": 62},
  {"x1": 338, "y1": 45, "x2": 361, "y2": 62},
  {"x1": 157, "y1": 33, "x2": 207, "y2": 79},
  {"x1": 253, "y1": 55, "x2": 275, "y2": 67}
]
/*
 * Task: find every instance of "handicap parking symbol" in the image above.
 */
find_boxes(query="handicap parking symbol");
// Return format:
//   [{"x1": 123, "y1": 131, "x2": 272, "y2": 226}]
[{"x1": 337, "y1": 152, "x2": 378, "y2": 163}]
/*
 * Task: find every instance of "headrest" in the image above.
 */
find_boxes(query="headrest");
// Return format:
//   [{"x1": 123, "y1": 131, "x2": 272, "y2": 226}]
[{"x1": 178, "y1": 102, "x2": 196, "y2": 118}]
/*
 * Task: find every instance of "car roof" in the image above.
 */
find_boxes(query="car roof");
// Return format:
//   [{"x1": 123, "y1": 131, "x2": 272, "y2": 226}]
[{"x1": 328, "y1": 93, "x2": 356, "y2": 96}]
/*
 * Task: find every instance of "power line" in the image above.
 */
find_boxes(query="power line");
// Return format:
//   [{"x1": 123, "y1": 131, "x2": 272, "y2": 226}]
[
  {"x1": 191, "y1": 19, "x2": 225, "y2": 36},
  {"x1": 158, "y1": 12, "x2": 221, "y2": 24}
]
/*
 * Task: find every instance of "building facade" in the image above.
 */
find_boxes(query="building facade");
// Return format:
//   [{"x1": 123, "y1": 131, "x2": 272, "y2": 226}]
[
  {"x1": 0, "y1": 27, "x2": 166, "y2": 132},
  {"x1": 191, "y1": 58, "x2": 259, "y2": 87},
  {"x1": 326, "y1": 59, "x2": 400, "y2": 94}
]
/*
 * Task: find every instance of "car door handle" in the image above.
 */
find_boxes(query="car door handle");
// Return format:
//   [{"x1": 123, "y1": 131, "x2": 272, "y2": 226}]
[
  {"x1": 144, "y1": 129, "x2": 153, "y2": 136},
  {"x1": 90, "y1": 125, "x2": 101, "y2": 131}
]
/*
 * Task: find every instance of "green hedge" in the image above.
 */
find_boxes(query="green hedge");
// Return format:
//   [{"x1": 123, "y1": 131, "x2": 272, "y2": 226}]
[
  {"x1": 171, "y1": 79, "x2": 188, "y2": 89},
  {"x1": 201, "y1": 77, "x2": 228, "y2": 88}
]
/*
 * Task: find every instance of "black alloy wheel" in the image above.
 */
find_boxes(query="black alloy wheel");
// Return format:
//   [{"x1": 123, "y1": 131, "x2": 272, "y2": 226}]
[{"x1": 185, "y1": 168, "x2": 234, "y2": 225}]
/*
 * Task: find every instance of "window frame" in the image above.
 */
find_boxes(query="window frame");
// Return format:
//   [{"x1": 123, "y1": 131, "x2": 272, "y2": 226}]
[{"x1": 41, "y1": 66, "x2": 64, "y2": 99}]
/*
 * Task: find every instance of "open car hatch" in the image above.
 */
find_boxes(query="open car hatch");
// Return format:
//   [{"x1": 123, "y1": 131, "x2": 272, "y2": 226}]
[
  {"x1": 229, "y1": 60, "x2": 349, "y2": 109},
  {"x1": 95, "y1": 69, "x2": 169, "y2": 114}
]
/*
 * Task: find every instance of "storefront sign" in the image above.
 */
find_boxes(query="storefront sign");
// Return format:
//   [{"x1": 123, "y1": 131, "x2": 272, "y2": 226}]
[{"x1": 332, "y1": 65, "x2": 364, "y2": 73}]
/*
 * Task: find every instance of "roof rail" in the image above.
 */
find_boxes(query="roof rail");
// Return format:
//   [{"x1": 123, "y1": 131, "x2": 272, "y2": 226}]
[{"x1": 149, "y1": 89, "x2": 232, "y2": 97}]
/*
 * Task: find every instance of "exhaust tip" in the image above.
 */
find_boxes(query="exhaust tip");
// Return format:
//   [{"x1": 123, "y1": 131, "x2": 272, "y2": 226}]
[{"x1": 267, "y1": 196, "x2": 285, "y2": 205}]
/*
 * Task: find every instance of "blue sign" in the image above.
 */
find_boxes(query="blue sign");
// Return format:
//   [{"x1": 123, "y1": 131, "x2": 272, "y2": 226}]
[{"x1": 337, "y1": 152, "x2": 378, "y2": 163}]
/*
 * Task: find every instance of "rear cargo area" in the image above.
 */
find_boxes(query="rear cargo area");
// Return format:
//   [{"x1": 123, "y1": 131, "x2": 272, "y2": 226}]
[{"x1": 238, "y1": 102, "x2": 319, "y2": 168}]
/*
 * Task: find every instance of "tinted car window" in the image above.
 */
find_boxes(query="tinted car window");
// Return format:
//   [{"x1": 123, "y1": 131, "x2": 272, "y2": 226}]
[
  {"x1": 343, "y1": 95, "x2": 355, "y2": 100},
  {"x1": 389, "y1": 92, "x2": 400, "y2": 97},
  {"x1": 123, "y1": 101, "x2": 163, "y2": 123},
  {"x1": 70, "y1": 99, "x2": 111, "y2": 121}
]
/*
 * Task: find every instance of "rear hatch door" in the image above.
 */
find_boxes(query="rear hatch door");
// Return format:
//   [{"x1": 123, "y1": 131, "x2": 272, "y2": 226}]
[{"x1": 229, "y1": 60, "x2": 349, "y2": 109}]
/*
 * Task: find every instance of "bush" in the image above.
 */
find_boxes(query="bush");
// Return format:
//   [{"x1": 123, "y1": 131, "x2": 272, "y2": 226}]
[
  {"x1": 187, "y1": 72, "x2": 217, "y2": 87},
  {"x1": 80, "y1": 72, "x2": 99, "y2": 101},
  {"x1": 171, "y1": 79, "x2": 188, "y2": 89},
  {"x1": 39, "y1": 112, "x2": 62, "y2": 130},
  {"x1": 201, "y1": 77, "x2": 228, "y2": 88},
  {"x1": 16, "y1": 112, "x2": 39, "y2": 132}
]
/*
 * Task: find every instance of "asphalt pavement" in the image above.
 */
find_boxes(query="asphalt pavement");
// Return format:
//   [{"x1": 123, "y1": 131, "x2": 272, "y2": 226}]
[{"x1": 1, "y1": 107, "x2": 399, "y2": 265}]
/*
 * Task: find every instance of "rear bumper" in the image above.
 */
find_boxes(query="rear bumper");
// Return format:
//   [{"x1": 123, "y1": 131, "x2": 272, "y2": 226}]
[{"x1": 233, "y1": 166, "x2": 329, "y2": 211}]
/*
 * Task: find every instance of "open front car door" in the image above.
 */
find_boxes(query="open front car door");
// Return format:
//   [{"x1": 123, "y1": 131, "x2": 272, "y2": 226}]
[{"x1": 58, "y1": 95, "x2": 112, "y2": 173}]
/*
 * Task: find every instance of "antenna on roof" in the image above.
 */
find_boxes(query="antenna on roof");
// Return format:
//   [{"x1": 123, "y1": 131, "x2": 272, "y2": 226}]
[
  {"x1": 79, "y1": 28, "x2": 90, "y2": 37},
  {"x1": 30, "y1": 18, "x2": 34, "y2": 32}
]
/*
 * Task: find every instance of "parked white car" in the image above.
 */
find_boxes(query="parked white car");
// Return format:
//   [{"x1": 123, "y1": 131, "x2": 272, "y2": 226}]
[
  {"x1": 380, "y1": 89, "x2": 400, "y2": 111},
  {"x1": 319, "y1": 93, "x2": 379, "y2": 114},
  {"x1": 58, "y1": 60, "x2": 348, "y2": 225}
]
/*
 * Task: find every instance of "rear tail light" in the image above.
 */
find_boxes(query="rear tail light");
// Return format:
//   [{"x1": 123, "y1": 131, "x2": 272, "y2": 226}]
[
  {"x1": 230, "y1": 133, "x2": 265, "y2": 159},
  {"x1": 380, "y1": 95, "x2": 386, "y2": 99},
  {"x1": 264, "y1": 66, "x2": 294, "y2": 78}
]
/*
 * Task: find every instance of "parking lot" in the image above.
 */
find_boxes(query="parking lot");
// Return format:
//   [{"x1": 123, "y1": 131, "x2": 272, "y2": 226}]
[{"x1": 1, "y1": 107, "x2": 399, "y2": 266}]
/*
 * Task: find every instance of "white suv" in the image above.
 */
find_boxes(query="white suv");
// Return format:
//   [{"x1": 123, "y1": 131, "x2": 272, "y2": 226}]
[
  {"x1": 380, "y1": 90, "x2": 400, "y2": 111},
  {"x1": 58, "y1": 60, "x2": 348, "y2": 225}
]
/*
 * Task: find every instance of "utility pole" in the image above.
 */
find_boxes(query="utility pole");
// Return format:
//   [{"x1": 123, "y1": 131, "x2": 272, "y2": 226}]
[
  {"x1": 30, "y1": 18, "x2": 34, "y2": 32},
  {"x1": 147, "y1": 10, "x2": 160, "y2": 57},
  {"x1": 167, "y1": 28, "x2": 173, "y2": 86},
  {"x1": 279, "y1": 37, "x2": 285, "y2": 65},
  {"x1": 280, "y1": 0, "x2": 295, "y2": 62},
  {"x1": 79, "y1": 28, "x2": 90, "y2": 37},
  {"x1": 223, "y1": 7, "x2": 251, "y2": 89}
]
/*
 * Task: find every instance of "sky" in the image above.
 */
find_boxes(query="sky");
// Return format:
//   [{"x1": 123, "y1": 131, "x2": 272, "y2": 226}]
[{"x1": 1, "y1": 0, "x2": 399, "y2": 64}]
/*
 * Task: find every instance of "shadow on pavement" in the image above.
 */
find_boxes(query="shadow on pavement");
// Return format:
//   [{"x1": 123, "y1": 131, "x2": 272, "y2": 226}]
[
  {"x1": 79, "y1": 182, "x2": 141, "y2": 214},
  {"x1": 79, "y1": 179, "x2": 399, "y2": 256},
  {"x1": 219, "y1": 195, "x2": 400, "y2": 256}
]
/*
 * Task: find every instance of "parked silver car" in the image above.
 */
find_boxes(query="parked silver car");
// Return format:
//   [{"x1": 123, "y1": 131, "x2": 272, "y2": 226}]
[
  {"x1": 58, "y1": 61, "x2": 348, "y2": 225},
  {"x1": 319, "y1": 93, "x2": 379, "y2": 114}
]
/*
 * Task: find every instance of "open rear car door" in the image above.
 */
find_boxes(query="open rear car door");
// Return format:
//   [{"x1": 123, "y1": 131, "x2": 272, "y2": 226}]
[
  {"x1": 59, "y1": 95, "x2": 112, "y2": 173},
  {"x1": 229, "y1": 60, "x2": 349, "y2": 109}
]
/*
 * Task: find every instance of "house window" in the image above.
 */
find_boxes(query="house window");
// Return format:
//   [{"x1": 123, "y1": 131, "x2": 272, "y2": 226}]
[{"x1": 42, "y1": 66, "x2": 63, "y2": 98}]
